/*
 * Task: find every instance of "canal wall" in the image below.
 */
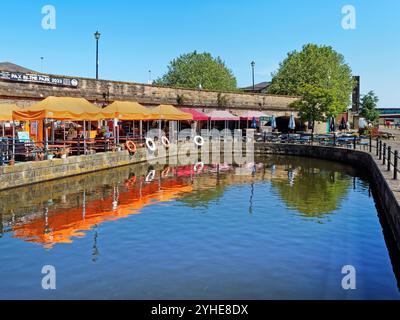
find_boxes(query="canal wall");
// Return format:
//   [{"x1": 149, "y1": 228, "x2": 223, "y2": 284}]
[
  {"x1": 0, "y1": 149, "x2": 148, "y2": 191},
  {"x1": 255, "y1": 143, "x2": 400, "y2": 251}
]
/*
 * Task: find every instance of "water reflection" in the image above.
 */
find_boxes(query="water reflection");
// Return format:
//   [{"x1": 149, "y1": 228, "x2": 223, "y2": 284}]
[{"x1": 0, "y1": 156, "x2": 360, "y2": 249}]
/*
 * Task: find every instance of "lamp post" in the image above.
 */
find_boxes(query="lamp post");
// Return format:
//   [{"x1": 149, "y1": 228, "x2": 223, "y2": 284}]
[
  {"x1": 251, "y1": 61, "x2": 255, "y2": 92},
  {"x1": 40, "y1": 57, "x2": 44, "y2": 73},
  {"x1": 94, "y1": 31, "x2": 101, "y2": 80}
]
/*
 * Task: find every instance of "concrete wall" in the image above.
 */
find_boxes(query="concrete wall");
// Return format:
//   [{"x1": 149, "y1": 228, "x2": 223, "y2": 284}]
[{"x1": 0, "y1": 74, "x2": 298, "y2": 116}]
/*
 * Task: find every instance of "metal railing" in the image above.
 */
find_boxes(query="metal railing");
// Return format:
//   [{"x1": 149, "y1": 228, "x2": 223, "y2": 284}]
[{"x1": 261, "y1": 132, "x2": 400, "y2": 180}]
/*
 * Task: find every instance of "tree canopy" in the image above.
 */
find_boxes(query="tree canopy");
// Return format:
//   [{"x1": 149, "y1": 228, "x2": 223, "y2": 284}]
[
  {"x1": 267, "y1": 44, "x2": 354, "y2": 113},
  {"x1": 360, "y1": 91, "x2": 380, "y2": 123},
  {"x1": 290, "y1": 84, "x2": 341, "y2": 133},
  {"x1": 154, "y1": 51, "x2": 237, "y2": 91}
]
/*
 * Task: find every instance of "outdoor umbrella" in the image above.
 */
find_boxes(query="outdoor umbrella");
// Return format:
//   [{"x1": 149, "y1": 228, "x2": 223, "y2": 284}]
[
  {"x1": 288, "y1": 113, "x2": 296, "y2": 132},
  {"x1": 271, "y1": 115, "x2": 277, "y2": 131},
  {"x1": 339, "y1": 117, "x2": 346, "y2": 131},
  {"x1": 250, "y1": 117, "x2": 257, "y2": 129},
  {"x1": 329, "y1": 116, "x2": 335, "y2": 132}
]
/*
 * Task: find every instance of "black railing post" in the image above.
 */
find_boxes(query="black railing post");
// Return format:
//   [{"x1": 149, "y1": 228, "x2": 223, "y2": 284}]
[
  {"x1": 394, "y1": 151, "x2": 398, "y2": 180},
  {"x1": 387, "y1": 146, "x2": 392, "y2": 171},
  {"x1": 77, "y1": 138, "x2": 81, "y2": 156},
  {"x1": 333, "y1": 133, "x2": 336, "y2": 147},
  {"x1": 379, "y1": 140, "x2": 382, "y2": 160},
  {"x1": 383, "y1": 143, "x2": 386, "y2": 165},
  {"x1": 376, "y1": 138, "x2": 379, "y2": 156},
  {"x1": 353, "y1": 136, "x2": 357, "y2": 150},
  {"x1": 369, "y1": 134, "x2": 372, "y2": 153}
]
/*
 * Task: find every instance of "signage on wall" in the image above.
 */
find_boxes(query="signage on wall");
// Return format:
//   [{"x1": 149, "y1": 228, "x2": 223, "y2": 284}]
[{"x1": 0, "y1": 70, "x2": 79, "y2": 88}]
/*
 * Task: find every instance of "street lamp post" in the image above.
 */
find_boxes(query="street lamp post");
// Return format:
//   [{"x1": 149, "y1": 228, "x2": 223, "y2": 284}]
[
  {"x1": 251, "y1": 61, "x2": 255, "y2": 92},
  {"x1": 94, "y1": 31, "x2": 101, "y2": 80}
]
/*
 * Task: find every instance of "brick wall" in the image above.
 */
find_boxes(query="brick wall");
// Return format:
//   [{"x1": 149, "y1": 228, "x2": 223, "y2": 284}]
[{"x1": 0, "y1": 73, "x2": 298, "y2": 116}]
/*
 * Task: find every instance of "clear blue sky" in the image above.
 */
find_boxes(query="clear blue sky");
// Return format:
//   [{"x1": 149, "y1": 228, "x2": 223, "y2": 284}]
[{"x1": 0, "y1": 0, "x2": 399, "y2": 107}]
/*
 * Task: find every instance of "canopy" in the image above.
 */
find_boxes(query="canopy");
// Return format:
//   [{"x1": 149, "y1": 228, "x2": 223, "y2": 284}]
[
  {"x1": 150, "y1": 105, "x2": 193, "y2": 121},
  {"x1": 102, "y1": 101, "x2": 155, "y2": 120},
  {"x1": 180, "y1": 108, "x2": 210, "y2": 121},
  {"x1": 0, "y1": 104, "x2": 21, "y2": 121},
  {"x1": 207, "y1": 110, "x2": 240, "y2": 121},
  {"x1": 12, "y1": 96, "x2": 110, "y2": 121},
  {"x1": 239, "y1": 111, "x2": 268, "y2": 121}
]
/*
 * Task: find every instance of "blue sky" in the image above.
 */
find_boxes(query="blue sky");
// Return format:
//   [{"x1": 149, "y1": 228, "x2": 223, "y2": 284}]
[{"x1": 0, "y1": 0, "x2": 399, "y2": 107}]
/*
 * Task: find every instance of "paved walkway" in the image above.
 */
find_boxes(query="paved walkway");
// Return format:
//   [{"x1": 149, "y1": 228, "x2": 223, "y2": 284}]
[{"x1": 370, "y1": 127, "x2": 400, "y2": 201}]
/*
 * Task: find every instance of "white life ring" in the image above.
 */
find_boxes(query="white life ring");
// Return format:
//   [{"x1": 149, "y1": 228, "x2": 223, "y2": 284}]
[
  {"x1": 161, "y1": 136, "x2": 170, "y2": 148},
  {"x1": 146, "y1": 138, "x2": 157, "y2": 152},
  {"x1": 194, "y1": 162, "x2": 204, "y2": 173},
  {"x1": 145, "y1": 170, "x2": 156, "y2": 182},
  {"x1": 194, "y1": 135, "x2": 205, "y2": 146}
]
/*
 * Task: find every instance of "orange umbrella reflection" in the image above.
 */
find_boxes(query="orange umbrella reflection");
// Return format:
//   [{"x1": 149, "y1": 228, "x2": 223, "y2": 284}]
[{"x1": 12, "y1": 178, "x2": 192, "y2": 249}]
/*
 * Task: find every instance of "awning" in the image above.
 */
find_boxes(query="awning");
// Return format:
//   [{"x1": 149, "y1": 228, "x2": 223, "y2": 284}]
[
  {"x1": 12, "y1": 96, "x2": 111, "y2": 121},
  {"x1": 0, "y1": 104, "x2": 21, "y2": 121},
  {"x1": 180, "y1": 108, "x2": 210, "y2": 121},
  {"x1": 239, "y1": 111, "x2": 268, "y2": 121},
  {"x1": 207, "y1": 110, "x2": 240, "y2": 121},
  {"x1": 150, "y1": 105, "x2": 193, "y2": 121},
  {"x1": 102, "y1": 101, "x2": 155, "y2": 120}
]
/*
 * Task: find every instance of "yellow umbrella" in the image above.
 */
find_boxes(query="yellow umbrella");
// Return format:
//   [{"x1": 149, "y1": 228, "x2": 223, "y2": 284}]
[
  {"x1": 150, "y1": 104, "x2": 193, "y2": 120},
  {"x1": 12, "y1": 96, "x2": 110, "y2": 121},
  {"x1": 102, "y1": 101, "x2": 154, "y2": 120},
  {"x1": 0, "y1": 104, "x2": 21, "y2": 121}
]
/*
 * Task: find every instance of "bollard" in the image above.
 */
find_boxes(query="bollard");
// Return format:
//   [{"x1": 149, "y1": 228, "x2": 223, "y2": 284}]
[
  {"x1": 379, "y1": 140, "x2": 382, "y2": 160},
  {"x1": 394, "y1": 151, "x2": 398, "y2": 180},
  {"x1": 376, "y1": 138, "x2": 379, "y2": 156},
  {"x1": 388, "y1": 146, "x2": 392, "y2": 171},
  {"x1": 383, "y1": 143, "x2": 386, "y2": 165},
  {"x1": 369, "y1": 135, "x2": 372, "y2": 153}
]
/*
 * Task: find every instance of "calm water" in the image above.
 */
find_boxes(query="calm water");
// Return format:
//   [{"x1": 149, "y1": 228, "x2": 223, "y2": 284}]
[{"x1": 0, "y1": 156, "x2": 399, "y2": 300}]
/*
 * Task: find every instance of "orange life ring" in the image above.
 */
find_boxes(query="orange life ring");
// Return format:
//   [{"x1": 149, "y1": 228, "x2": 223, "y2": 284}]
[{"x1": 126, "y1": 140, "x2": 137, "y2": 154}]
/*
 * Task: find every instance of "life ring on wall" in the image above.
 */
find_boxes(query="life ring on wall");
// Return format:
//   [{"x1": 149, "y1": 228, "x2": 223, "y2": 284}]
[
  {"x1": 161, "y1": 167, "x2": 170, "y2": 178},
  {"x1": 126, "y1": 140, "x2": 137, "y2": 154},
  {"x1": 194, "y1": 162, "x2": 204, "y2": 173},
  {"x1": 146, "y1": 138, "x2": 157, "y2": 152},
  {"x1": 161, "y1": 136, "x2": 171, "y2": 148},
  {"x1": 145, "y1": 170, "x2": 156, "y2": 182},
  {"x1": 194, "y1": 135, "x2": 205, "y2": 146}
]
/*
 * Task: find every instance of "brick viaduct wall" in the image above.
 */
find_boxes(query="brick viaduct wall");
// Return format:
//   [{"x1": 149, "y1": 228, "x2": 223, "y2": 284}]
[{"x1": 0, "y1": 73, "x2": 298, "y2": 117}]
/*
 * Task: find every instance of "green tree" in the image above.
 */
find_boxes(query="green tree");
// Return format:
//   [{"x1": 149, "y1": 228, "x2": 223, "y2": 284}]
[
  {"x1": 154, "y1": 51, "x2": 237, "y2": 91},
  {"x1": 360, "y1": 91, "x2": 380, "y2": 123},
  {"x1": 267, "y1": 44, "x2": 354, "y2": 109},
  {"x1": 290, "y1": 84, "x2": 341, "y2": 133}
]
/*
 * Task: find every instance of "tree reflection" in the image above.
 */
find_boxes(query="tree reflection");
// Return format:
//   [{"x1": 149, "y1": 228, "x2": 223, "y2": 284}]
[{"x1": 271, "y1": 166, "x2": 351, "y2": 217}]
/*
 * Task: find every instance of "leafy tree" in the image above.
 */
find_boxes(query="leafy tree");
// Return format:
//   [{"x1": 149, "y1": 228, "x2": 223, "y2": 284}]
[
  {"x1": 267, "y1": 44, "x2": 354, "y2": 110},
  {"x1": 290, "y1": 84, "x2": 341, "y2": 133},
  {"x1": 360, "y1": 91, "x2": 380, "y2": 123},
  {"x1": 154, "y1": 51, "x2": 237, "y2": 91}
]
